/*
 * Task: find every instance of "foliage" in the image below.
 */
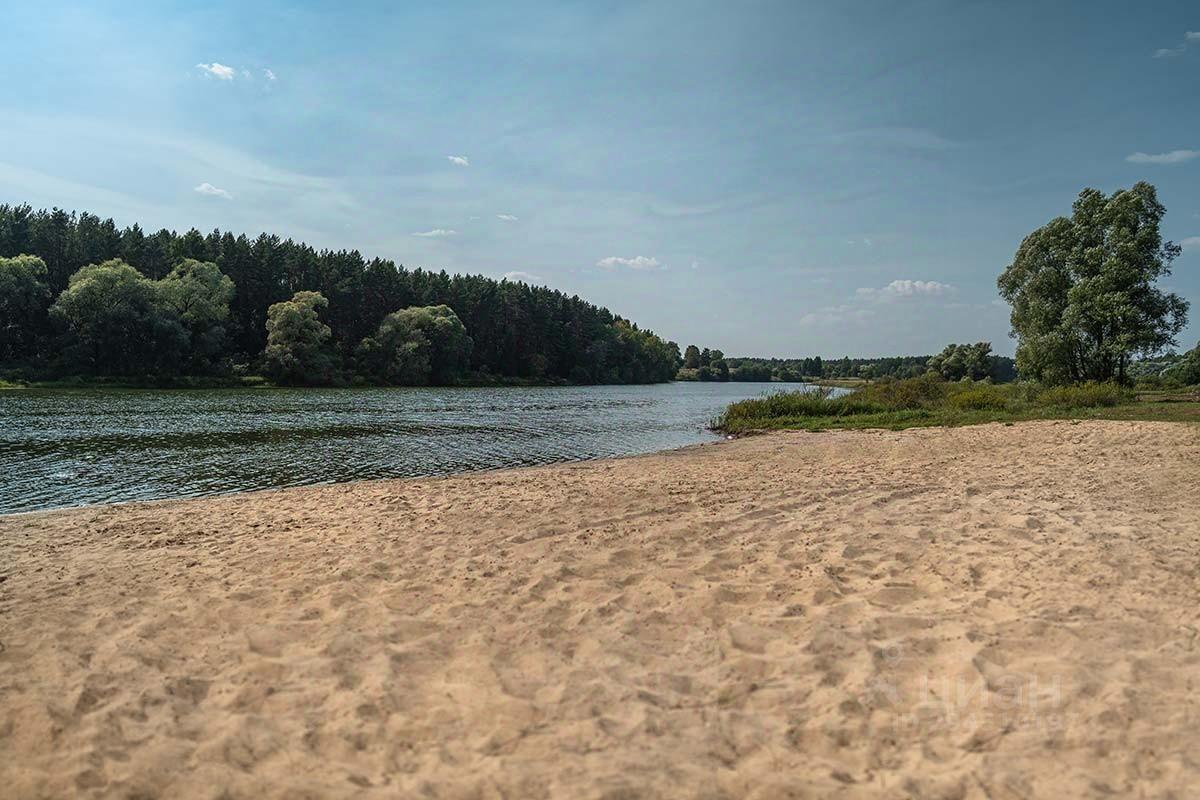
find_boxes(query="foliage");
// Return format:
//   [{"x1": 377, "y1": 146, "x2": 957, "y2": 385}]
[
  {"x1": 0, "y1": 203, "x2": 680, "y2": 385},
  {"x1": 263, "y1": 291, "x2": 337, "y2": 385},
  {"x1": 50, "y1": 260, "x2": 187, "y2": 376},
  {"x1": 714, "y1": 374, "x2": 1152, "y2": 432},
  {"x1": 928, "y1": 342, "x2": 994, "y2": 381},
  {"x1": 1035, "y1": 382, "x2": 1132, "y2": 408},
  {"x1": 0, "y1": 255, "x2": 51, "y2": 361},
  {"x1": 997, "y1": 182, "x2": 1189, "y2": 384},
  {"x1": 357, "y1": 305, "x2": 473, "y2": 385},
  {"x1": 158, "y1": 259, "x2": 235, "y2": 372},
  {"x1": 1162, "y1": 342, "x2": 1200, "y2": 386}
]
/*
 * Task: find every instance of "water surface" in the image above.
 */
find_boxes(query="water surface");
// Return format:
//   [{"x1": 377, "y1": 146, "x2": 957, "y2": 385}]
[{"x1": 1, "y1": 382, "x2": 823, "y2": 514}]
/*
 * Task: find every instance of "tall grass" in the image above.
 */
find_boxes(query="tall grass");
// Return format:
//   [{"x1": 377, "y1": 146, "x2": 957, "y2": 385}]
[{"x1": 714, "y1": 375, "x2": 1140, "y2": 432}]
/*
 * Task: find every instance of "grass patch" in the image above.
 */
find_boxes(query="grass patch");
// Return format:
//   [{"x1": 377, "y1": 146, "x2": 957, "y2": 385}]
[{"x1": 714, "y1": 376, "x2": 1199, "y2": 433}]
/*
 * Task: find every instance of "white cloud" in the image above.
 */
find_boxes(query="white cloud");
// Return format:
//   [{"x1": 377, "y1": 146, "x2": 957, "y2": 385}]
[
  {"x1": 856, "y1": 279, "x2": 954, "y2": 300},
  {"x1": 596, "y1": 255, "x2": 662, "y2": 270},
  {"x1": 496, "y1": 213, "x2": 518, "y2": 221},
  {"x1": 1153, "y1": 32, "x2": 1200, "y2": 57},
  {"x1": 412, "y1": 228, "x2": 457, "y2": 237},
  {"x1": 193, "y1": 182, "x2": 232, "y2": 199},
  {"x1": 263, "y1": 68, "x2": 277, "y2": 81},
  {"x1": 1180, "y1": 236, "x2": 1200, "y2": 249},
  {"x1": 1126, "y1": 150, "x2": 1198, "y2": 165},
  {"x1": 447, "y1": 155, "x2": 470, "y2": 167},
  {"x1": 503, "y1": 270, "x2": 539, "y2": 283},
  {"x1": 195, "y1": 62, "x2": 236, "y2": 80}
]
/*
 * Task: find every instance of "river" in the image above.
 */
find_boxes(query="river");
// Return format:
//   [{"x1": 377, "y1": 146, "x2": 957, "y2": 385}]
[{"x1": 0, "y1": 382, "x2": 831, "y2": 514}]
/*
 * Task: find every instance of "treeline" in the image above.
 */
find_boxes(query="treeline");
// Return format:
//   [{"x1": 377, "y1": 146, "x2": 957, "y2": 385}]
[
  {"x1": 0, "y1": 204, "x2": 680, "y2": 385},
  {"x1": 679, "y1": 343, "x2": 1017, "y2": 383}
]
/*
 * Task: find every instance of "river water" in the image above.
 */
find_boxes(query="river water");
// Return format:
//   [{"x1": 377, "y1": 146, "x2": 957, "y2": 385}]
[{"x1": 0, "y1": 382, "x2": 827, "y2": 514}]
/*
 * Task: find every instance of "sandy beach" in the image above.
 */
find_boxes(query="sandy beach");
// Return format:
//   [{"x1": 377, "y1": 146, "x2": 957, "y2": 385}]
[{"x1": 2, "y1": 420, "x2": 1199, "y2": 798}]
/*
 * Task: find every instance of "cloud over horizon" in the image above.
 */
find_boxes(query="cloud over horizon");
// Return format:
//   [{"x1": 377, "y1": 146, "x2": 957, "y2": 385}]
[
  {"x1": 597, "y1": 255, "x2": 662, "y2": 271},
  {"x1": 193, "y1": 182, "x2": 232, "y2": 199},
  {"x1": 857, "y1": 279, "x2": 954, "y2": 300},
  {"x1": 195, "y1": 62, "x2": 236, "y2": 80},
  {"x1": 1126, "y1": 150, "x2": 1198, "y2": 165},
  {"x1": 412, "y1": 228, "x2": 457, "y2": 237}
]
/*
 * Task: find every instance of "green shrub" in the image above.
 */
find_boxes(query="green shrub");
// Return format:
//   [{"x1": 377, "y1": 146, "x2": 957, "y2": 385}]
[
  {"x1": 947, "y1": 384, "x2": 1012, "y2": 411},
  {"x1": 855, "y1": 372, "x2": 950, "y2": 409},
  {"x1": 1035, "y1": 382, "x2": 1130, "y2": 408}
]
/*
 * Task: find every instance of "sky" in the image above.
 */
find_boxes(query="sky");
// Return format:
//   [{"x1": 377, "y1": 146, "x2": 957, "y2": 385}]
[{"x1": 1, "y1": 1, "x2": 1198, "y2": 358}]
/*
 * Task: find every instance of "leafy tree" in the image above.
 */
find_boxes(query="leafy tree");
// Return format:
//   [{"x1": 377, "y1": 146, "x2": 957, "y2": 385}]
[
  {"x1": 1163, "y1": 341, "x2": 1200, "y2": 386},
  {"x1": 928, "y1": 342, "x2": 994, "y2": 381},
  {"x1": 50, "y1": 260, "x2": 187, "y2": 375},
  {"x1": 683, "y1": 344, "x2": 701, "y2": 369},
  {"x1": 0, "y1": 255, "x2": 51, "y2": 362},
  {"x1": 158, "y1": 259, "x2": 235, "y2": 371},
  {"x1": 263, "y1": 291, "x2": 337, "y2": 385},
  {"x1": 998, "y1": 182, "x2": 1189, "y2": 383},
  {"x1": 358, "y1": 305, "x2": 473, "y2": 385}
]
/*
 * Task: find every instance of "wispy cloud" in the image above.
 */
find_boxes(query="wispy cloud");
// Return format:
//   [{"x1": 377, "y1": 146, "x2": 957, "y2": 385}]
[
  {"x1": 1126, "y1": 149, "x2": 1198, "y2": 165},
  {"x1": 447, "y1": 155, "x2": 470, "y2": 167},
  {"x1": 263, "y1": 68, "x2": 277, "y2": 81},
  {"x1": 1153, "y1": 31, "x2": 1200, "y2": 58},
  {"x1": 597, "y1": 255, "x2": 662, "y2": 271},
  {"x1": 195, "y1": 62, "x2": 236, "y2": 80},
  {"x1": 496, "y1": 213, "x2": 518, "y2": 221},
  {"x1": 503, "y1": 270, "x2": 539, "y2": 283},
  {"x1": 194, "y1": 182, "x2": 232, "y2": 199},
  {"x1": 1180, "y1": 236, "x2": 1200, "y2": 249},
  {"x1": 856, "y1": 279, "x2": 954, "y2": 300},
  {"x1": 412, "y1": 228, "x2": 457, "y2": 238}
]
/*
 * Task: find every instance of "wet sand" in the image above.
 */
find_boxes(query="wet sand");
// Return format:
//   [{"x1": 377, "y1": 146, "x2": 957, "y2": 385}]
[{"x1": 2, "y1": 420, "x2": 1199, "y2": 798}]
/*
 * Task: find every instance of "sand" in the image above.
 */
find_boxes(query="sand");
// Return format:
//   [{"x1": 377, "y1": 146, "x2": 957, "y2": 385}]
[{"x1": 2, "y1": 420, "x2": 1199, "y2": 799}]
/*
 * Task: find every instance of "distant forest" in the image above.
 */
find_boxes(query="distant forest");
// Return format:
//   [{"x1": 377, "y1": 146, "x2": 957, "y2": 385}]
[
  {"x1": 677, "y1": 343, "x2": 1018, "y2": 384},
  {"x1": 0, "y1": 204, "x2": 679, "y2": 385}
]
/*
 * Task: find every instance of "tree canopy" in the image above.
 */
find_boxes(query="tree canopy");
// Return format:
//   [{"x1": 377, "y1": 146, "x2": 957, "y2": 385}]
[
  {"x1": 263, "y1": 291, "x2": 338, "y2": 385},
  {"x1": 997, "y1": 182, "x2": 1189, "y2": 384},
  {"x1": 0, "y1": 203, "x2": 680, "y2": 385},
  {"x1": 357, "y1": 305, "x2": 473, "y2": 386},
  {"x1": 0, "y1": 255, "x2": 51, "y2": 361}
]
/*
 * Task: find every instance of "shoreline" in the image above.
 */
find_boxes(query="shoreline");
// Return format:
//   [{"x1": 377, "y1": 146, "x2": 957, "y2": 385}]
[
  {"x1": 3, "y1": 420, "x2": 1200, "y2": 796},
  {"x1": 0, "y1": 436, "x2": 730, "y2": 521}
]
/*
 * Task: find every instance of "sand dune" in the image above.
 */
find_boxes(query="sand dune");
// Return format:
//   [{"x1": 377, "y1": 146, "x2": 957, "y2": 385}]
[{"x1": 2, "y1": 420, "x2": 1199, "y2": 798}]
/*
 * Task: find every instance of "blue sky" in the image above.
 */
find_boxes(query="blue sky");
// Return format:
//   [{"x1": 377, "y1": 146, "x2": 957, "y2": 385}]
[{"x1": 2, "y1": 1, "x2": 1198, "y2": 357}]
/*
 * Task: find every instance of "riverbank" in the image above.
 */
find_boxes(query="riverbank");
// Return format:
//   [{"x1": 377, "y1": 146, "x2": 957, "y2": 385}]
[{"x1": 3, "y1": 421, "x2": 1199, "y2": 797}]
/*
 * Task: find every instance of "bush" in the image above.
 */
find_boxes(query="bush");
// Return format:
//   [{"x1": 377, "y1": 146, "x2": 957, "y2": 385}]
[
  {"x1": 855, "y1": 372, "x2": 949, "y2": 409},
  {"x1": 947, "y1": 384, "x2": 1012, "y2": 411},
  {"x1": 1035, "y1": 382, "x2": 1130, "y2": 408}
]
